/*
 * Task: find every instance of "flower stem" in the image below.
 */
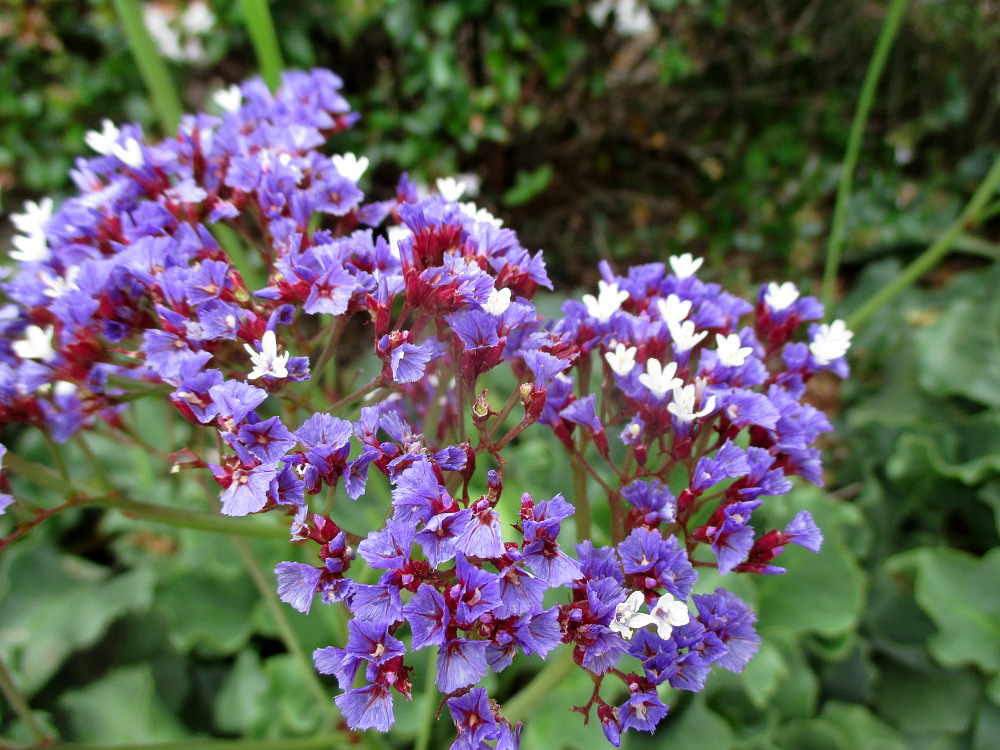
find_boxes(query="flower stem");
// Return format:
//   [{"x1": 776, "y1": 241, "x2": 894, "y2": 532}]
[
  {"x1": 111, "y1": 0, "x2": 183, "y2": 133},
  {"x1": 821, "y1": 0, "x2": 908, "y2": 313},
  {"x1": 229, "y1": 536, "x2": 339, "y2": 727},
  {"x1": 846, "y1": 155, "x2": 1000, "y2": 331},
  {"x1": 571, "y1": 441, "x2": 591, "y2": 543},
  {"x1": 0, "y1": 654, "x2": 53, "y2": 744},
  {"x1": 504, "y1": 647, "x2": 576, "y2": 723},
  {"x1": 239, "y1": 0, "x2": 284, "y2": 91},
  {"x1": 413, "y1": 648, "x2": 441, "y2": 750}
]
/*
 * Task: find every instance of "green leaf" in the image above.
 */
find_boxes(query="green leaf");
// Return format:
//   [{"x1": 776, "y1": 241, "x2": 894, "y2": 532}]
[
  {"x1": 157, "y1": 567, "x2": 258, "y2": 655},
  {"x1": 753, "y1": 487, "x2": 866, "y2": 639},
  {"x1": 502, "y1": 164, "x2": 554, "y2": 207},
  {"x1": 643, "y1": 694, "x2": 735, "y2": 748},
  {"x1": 873, "y1": 660, "x2": 980, "y2": 735},
  {"x1": 740, "y1": 640, "x2": 788, "y2": 709},
  {"x1": 909, "y1": 547, "x2": 1000, "y2": 671},
  {"x1": 818, "y1": 702, "x2": 907, "y2": 750},
  {"x1": 915, "y1": 290, "x2": 1000, "y2": 408},
  {"x1": 773, "y1": 717, "x2": 849, "y2": 750},
  {"x1": 59, "y1": 664, "x2": 188, "y2": 742},
  {"x1": 0, "y1": 538, "x2": 154, "y2": 695}
]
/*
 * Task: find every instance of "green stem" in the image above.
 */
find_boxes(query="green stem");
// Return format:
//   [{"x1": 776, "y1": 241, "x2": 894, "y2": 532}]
[
  {"x1": 504, "y1": 647, "x2": 576, "y2": 723},
  {"x1": 75, "y1": 433, "x2": 114, "y2": 493},
  {"x1": 413, "y1": 648, "x2": 440, "y2": 750},
  {"x1": 571, "y1": 440, "x2": 592, "y2": 543},
  {"x1": 112, "y1": 0, "x2": 183, "y2": 133},
  {"x1": 211, "y1": 223, "x2": 266, "y2": 293},
  {"x1": 0, "y1": 654, "x2": 53, "y2": 744},
  {"x1": 99, "y1": 494, "x2": 290, "y2": 539},
  {"x1": 40, "y1": 431, "x2": 71, "y2": 486},
  {"x1": 821, "y1": 0, "x2": 908, "y2": 313},
  {"x1": 846, "y1": 155, "x2": 1000, "y2": 331},
  {"x1": 229, "y1": 537, "x2": 339, "y2": 727},
  {"x1": 42, "y1": 738, "x2": 346, "y2": 750},
  {"x1": 240, "y1": 0, "x2": 285, "y2": 90}
]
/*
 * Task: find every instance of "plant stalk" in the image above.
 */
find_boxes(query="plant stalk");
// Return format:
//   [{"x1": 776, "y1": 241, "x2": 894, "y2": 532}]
[
  {"x1": 112, "y1": 0, "x2": 183, "y2": 132},
  {"x1": 846, "y1": 155, "x2": 1000, "y2": 331},
  {"x1": 821, "y1": 0, "x2": 908, "y2": 313},
  {"x1": 239, "y1": 0, "x2": 284, "y2": 90}
]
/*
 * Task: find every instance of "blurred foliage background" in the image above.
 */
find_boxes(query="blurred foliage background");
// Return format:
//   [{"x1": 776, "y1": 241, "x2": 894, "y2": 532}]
[{"x1": 1, "y1": 0, "x2": 1000, "y2": 748}]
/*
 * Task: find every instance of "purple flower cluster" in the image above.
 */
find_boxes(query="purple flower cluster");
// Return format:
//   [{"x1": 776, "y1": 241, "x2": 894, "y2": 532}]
[{"x1": 1, "y1": 70, "x2": 851, "y2": 746}]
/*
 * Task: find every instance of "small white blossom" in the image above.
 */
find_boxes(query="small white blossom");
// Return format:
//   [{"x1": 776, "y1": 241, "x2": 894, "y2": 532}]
[
  {"x1": 667, "y1": 384, "x2": 716, "y2": 423},
  {"x1": 436, "y1": 176, "x2": 467, "y2": 202},
  {"x1": 582, "y1": 281, "x2": 629, "y2": 323},
  {"x1": 11, "y1": 198, "x2": 53, "y2": 237},
  {"x1": 11, "y1": 230, "x2": 50, "y2": 263},
  {"x1": 656, "y1": 293, "x2": 692, "y2": 326},
  {"x1": 459, "y1": 202, "x2": 503, "y2": 227},
  {"x1": 40, "y1": 266, "x2": 81, "y2": 299},
  {"x1": 244, "y1": 330, "x2": 290, "y2": 380},
  {"x1": 483, "y1": 287, "x2": 512, "y2": 315},
  {"x1": 715, "y1": 333, "x2": 753, "y2": 368},
  {"x1": 627, "y1": 593, "x2": 691, "y2": 640},
  {"x1": 53, "y1": 381, "x2": 77, "y2": 398},
  {"x1": 112, "y1": 138, "x2": 145, "y2": 168},
  {"x1": 764, "y1": 281, "x2": 799, "y2": 312},
  {"x1": 332, "y1": 152, "x2": 369, "y2": 182},
  {"x1": 667, "y1": 319, "x2": 708, "y2": 352},
  {"x1": 181, "y1": 1, "x2": 215, "y2": 34},
  {"x1": 638, "y1": 358, "x2": 681, "y2": 399},
  {"x1": 605, "y1": 343, "x2": 638, "y2": 376},
  {"x1": 213, "y1": 84, "x2": 242, "y2": 113},
  {"x1": 13, "y1": 325, "x2": 56, "y2": 361},
  {"x1": 386, "y1": 225, "x2": 410, "y2": 259},
  {"x1": 809, "y1": 320, "x2": 853, "y2": 365},
  {"x1": 84, "y1": 119, "x2": 121, "y2": 155},
  {"x1": 669, "y1": 253, "x2": 703, "y2": 279},
  {"x1": 609, "y1": 591, "x2": 648, "y2": 639}
]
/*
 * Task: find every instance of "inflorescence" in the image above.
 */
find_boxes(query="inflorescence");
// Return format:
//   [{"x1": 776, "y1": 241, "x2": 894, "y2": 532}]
[{"x1": 1, "y1": 69, "x2": 851, "y2": 747}]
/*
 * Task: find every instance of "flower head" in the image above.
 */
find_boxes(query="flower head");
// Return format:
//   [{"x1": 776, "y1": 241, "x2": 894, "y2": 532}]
[{"x1": 244, "y1": 330, "x2": 290, "y2": 380}]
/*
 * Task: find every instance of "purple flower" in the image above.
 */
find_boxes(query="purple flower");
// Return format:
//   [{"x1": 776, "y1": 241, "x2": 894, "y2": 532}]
[
  {"x1": 335, "y1": 683, "x2": 394, "y2": 732},
  {"x1": 218, "y1": 463, "x2": 277, "y2": 516},
  {"x1": 448, "y1": 688, "x2": 500, "y2": 749},
  {"x1": 783, "y1": 510, "x2": 823, "y2": 552},
  {"x1": 404, "y1": 583, "x2": 450, "y2": 649},
  {"x1": 455, "y1": 499, "x2": 505, "y2": 559},
  {"x1": 275, "y1": 562, "x2": 322, "y2": 614},
  {"x1": 618, "y1": 691, "x2": 668, "y2": 734},
  {"x1": 437, "y1": 638, "x2": 489, "y2": 694}
]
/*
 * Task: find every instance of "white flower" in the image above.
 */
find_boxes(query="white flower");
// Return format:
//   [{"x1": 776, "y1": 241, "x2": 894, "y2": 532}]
[
  {"x1": 715, "y1": 333, "x2": 753, "y2": 367},
  {"x1": 112, "y1": 138, "x2": 145, "y2": 168},
  {"x1": 436, "y1": 176, "x2": 467, "y2": 202},
  {"x1": 11, "y1": 198, "x2": 53, "y2": 237},
  {"x1": 11, "y1": 231, "x2": 50, "y2": 264},
  {"x1": 13, "y1": 325, "x2": 55, "y2": 361},
  {"x1": 609, "y1": 591, "x2": 648, "y2": 639},
  {"x1": 483, "y1": 287, "x2": 512, "y2": 315},
  {"x1": 627, "y1": 593, "x2": 691, "y2": 640},
  {"x1": 638, "y1": 358, "x2": 681, "y2": 399},
  {"x1": 244, "y1": 330, "x2": 290, "y2": 380},
  {"x1": 386, "y1": 225, "x2": 410, "y2": 259},
  {"x1": 332, "y1": 152, "x2": 369, "y2": 182},
  {"x1": 669, "y1": 253, "x2": 703, "y2": 279},
  {"x1": 213, "y1": 84, "x2": 242, "y2": 113},
  {"x1": 181, "y1": 1, "x2": 215, "y2": 34},
  {"x1": 605, "y1": 343, "x2": 638, "y2": 376},
  {"x1": 459, "y1": 202, "x2": 503, "y2": 227},
  {"x1": 809, "y1": 320, "x2": 853, "y2": 365},
  {"x1": 656, "y1": 293, "x2": 692, "y2": 326},
  {"x1": 764, "y1": 281, "x2": 799, "y2": 312},
  {"x1": 667, "y1": 319, "x2": 708, "y2": 352},
  {"x1": 40, "y1": 266, "x2": 81, "y2": 299},
  {"x1": 667, "y1": 383, "x2": 716, "y2": 423},
  {"x1": 582, "y1": 280, "x2": 629, "y2": 323},
  {"x1": 85, "y1": 119, "x2": 121, "y2": 155}
]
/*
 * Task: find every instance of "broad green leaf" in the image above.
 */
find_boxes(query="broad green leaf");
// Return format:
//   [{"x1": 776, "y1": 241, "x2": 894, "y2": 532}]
[
  {"x1": 58, "y1": 665, "x2": 188, "y2": 742},
  {"x1": 753, "y1": 488, "x2": 866, "y2": 639},
  {"x1": 873, "y1": 660, "x2": 980, "y2": 735},
  {"x1": 773, "y1": 717, "x2": 848, "y2": 750},
  {"x1": 739, "y1": 640, "x2": 788, "y2": 709},
  {"x1": 214, "y1": 651, "x2": 269, "y2": 734},
  {"x1": 819, "y1": 702, "x2": 906, "y2": 750},
  {"x1": 975, "y1": 701, "x2": 1000, "y2": 750},
  {"x1": 915, "y1": 288, "x2": 1000, "y2": 407},
  {"x1": 909, "y1": 547, "x2": 1000, "y2": 671},
  {"x1": 644, "y1": 694, "x2": 735, "y2": 748},
  {"x1": 0, "y1": 537, "x2": 154, "y2": 695}
]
